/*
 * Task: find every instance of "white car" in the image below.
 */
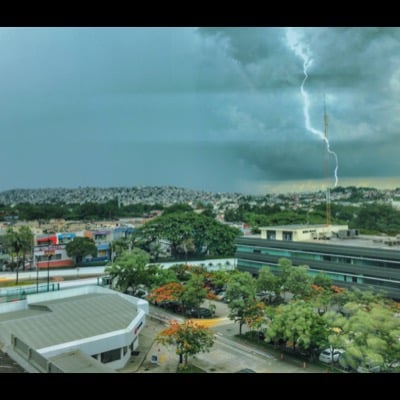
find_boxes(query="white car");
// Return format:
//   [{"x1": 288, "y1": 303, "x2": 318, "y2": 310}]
[
  {"x1": 319, "y1": 348, "x2": 345, "y2": 364},
  {"x1": 356, "y1": 362, "x2": 381, "y2": 373}
]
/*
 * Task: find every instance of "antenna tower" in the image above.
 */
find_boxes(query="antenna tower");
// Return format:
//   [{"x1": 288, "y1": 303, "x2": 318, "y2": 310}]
[{"x1": 324, "y1": 96, "x2": 331, "y2": 226}]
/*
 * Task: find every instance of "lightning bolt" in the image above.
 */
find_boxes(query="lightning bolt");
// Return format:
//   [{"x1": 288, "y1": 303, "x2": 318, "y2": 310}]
[{"x1": 286, "y1": 28, "x2": 339, "y2": 188}]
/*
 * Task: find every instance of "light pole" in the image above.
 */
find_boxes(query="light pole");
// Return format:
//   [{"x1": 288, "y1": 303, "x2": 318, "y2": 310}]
[
  {"x1": 46, "y1": 242, "x2": 53, "y2": 292},
  {"x1": 36, "y1": 255, "x2": 39, "y2": 293},
  {"x1": 47, "y1": 251, "x2": 52, "y2": 292}
]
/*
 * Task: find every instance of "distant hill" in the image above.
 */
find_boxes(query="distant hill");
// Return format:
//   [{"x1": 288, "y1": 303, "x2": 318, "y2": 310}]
[{"x1": 0, "y1": 186, "x2": 245, "y2": 206}]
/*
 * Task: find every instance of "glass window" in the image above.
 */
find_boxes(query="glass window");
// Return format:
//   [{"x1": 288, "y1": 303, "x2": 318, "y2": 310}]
[{"x1": 101, "y1": 348, "x2": 121, "y2": 363}]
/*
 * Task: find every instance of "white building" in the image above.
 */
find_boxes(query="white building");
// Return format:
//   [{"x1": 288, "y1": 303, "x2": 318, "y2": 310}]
[
  {"x1": 259, "y1": 224, "x2": 350, "y2": 241},
  {"x1": 0, "y1": 285, "x2": 148, "y2": 372}
]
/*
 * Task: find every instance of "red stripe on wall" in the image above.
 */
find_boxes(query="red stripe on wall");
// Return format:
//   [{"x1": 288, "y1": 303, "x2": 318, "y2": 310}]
[{"x1": 37, "y1": 259, "x2": 75, "y2": 269}]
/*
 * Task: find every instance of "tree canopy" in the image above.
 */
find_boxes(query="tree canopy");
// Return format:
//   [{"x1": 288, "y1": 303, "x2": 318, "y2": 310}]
[
  {"x1": 3, "y1": 225, "x2": 34, "y2": 284},
  {"x1": 156, "y1": 319, "x2": 215, "y2": 367},
  {"x1": 132, "y1": 210, "x2": 241, "y2": 260},
  {"x1": 105, "y1": 248, "x2": 153, "y2": 293},
  {"x1": 65, "y1": 236, "x2": 97, "y2": 267},
  {"x1": 226, "y1": 271, "x2": 259, "y2": 335}
]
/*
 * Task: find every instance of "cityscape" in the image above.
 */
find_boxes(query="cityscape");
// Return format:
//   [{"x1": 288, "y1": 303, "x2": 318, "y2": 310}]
[
  {"x1": 1, "y1": 26, "x2": 400, "y2": 375},
  {"x1": 1, "y1": 183, "x2": 399, "y2": 207}
]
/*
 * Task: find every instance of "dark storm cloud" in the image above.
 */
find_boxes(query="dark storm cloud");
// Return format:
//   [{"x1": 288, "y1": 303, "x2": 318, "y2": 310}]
[{"x1": 1, "y1": 27, "x2": 399, "y2": 193}]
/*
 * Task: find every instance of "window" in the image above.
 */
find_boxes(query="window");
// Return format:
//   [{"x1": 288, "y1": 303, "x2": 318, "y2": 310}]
[
  {"x1": 101, "y1": 348, "x2": 121, "y2": 363},
  {"x1": 282, "y1": 231, "x2": 293, "y2": 241},
  {"x1": 267, "y1": 231, "x2": 276, "y2": 240}
]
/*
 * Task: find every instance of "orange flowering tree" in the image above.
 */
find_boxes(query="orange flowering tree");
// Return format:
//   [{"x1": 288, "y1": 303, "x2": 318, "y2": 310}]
[
  {"x1": 147, "y1": 282, "x2": 184, "y2": 304},
  {"x1": 307, "y1": 284, "x2": 333, "y2": 315},
  {"x1": 156, "y1": 319, "x2": 215, "y2": 367},
  {"x1": 243, "y1": 301, "x2": 266, "y2": 331}
]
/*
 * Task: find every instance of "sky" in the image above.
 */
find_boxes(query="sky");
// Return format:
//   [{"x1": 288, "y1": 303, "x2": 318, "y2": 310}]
[{"x1": 1, "y1": 27, "x2": 400, "y2": 195}]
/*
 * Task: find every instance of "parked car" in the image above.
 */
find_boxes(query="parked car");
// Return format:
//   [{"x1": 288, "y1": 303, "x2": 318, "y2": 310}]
[
  {"x1": 257, "y1": 331, "x2": 266, "y2": 340},
  {"x1": 338, "y1": 353, "x2": 382, "y2": 373},
  {"x1": 319, "y1": 348, "x2": 345, "y2": 364},
  {"x1": 356, "y1": 361, "x2": 382, "y2": 373},
  {"x1": 215, "y1": 291, "x2": 226, "y2": 301},
  {"x1": 186, "y1": 307, "x2": 213, "y2": 319},
  {"x1": 236, "y1": 368, "x2": 256, "y2": 373}
]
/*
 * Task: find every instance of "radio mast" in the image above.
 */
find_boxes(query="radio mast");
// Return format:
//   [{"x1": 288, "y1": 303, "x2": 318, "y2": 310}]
[{"x1": 324, "y1": 96, "x2": 331, "y2": 227}]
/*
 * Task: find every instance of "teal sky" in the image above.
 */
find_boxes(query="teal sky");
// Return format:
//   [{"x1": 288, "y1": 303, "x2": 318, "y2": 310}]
[{"x1": 1, "y1": 27, "x2": 400, "y2": 194}]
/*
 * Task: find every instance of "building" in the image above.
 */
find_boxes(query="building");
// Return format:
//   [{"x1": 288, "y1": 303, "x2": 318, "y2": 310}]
[
  {"x1": 0, "y1": 285, "x2": 148, "y2": 372},
  {"x1": 235, "y1": 224, "x2": 400, "y2": 300}
]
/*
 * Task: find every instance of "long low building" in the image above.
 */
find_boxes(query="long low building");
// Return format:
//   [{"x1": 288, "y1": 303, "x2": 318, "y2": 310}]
[
  {"x1": 0, "y1": 285, "x2": 148, "y2": 372},
  {"x1": 235, "y1": 224, "x2": 400, "y2": 300}
]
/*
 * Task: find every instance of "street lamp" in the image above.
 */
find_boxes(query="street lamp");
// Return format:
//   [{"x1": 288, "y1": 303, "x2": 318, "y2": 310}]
[
  {"x1": 46, "y1": 240, "x2": 53, "y2": 292},
  {"x1": 36, "y1": 255, "x2": 39, "y2": 293},
  {"x1": 47, "y1": 251, "x2": 52, "y2": 292}
]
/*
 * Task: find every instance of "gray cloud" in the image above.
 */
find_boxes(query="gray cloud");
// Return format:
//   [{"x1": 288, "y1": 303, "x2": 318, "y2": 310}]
[{"x1": 0, "y1": 27, "x2": 399, "y2": 194}]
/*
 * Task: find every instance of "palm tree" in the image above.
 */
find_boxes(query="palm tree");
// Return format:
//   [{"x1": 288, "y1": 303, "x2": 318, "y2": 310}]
[{"x1": 3, "y1": 226, "x2": 34, "y2": 285}]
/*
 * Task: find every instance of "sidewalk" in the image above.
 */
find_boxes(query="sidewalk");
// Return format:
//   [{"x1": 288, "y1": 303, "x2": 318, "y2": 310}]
[
  {"x1": 119, "y1": 303, "x2": 329, "y2": 374},
  {"x1": 118, "y1": 315, "x2": 180, "y2": 373}
]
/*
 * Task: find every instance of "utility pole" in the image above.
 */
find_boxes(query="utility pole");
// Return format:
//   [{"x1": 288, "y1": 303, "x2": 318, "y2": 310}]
[{"x1": 324, "y1": 96, "x2": 331, "y2": 227}]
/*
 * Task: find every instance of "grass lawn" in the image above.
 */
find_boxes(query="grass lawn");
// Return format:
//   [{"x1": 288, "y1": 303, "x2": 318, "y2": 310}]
[{"x1": 177, "y1": 364, "x2": 207, "y2": 373}]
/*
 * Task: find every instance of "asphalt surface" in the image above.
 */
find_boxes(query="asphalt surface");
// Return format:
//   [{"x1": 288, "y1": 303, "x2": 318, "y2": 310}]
[{"x1": 119, "y1": 300, "x2": 328, "y2": 374}]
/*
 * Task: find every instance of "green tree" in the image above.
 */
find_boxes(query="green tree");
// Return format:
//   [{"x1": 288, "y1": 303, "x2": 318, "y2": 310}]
[
  {"x1": 156, "y1": 319, "x2": 215, "y2": 367},
  {"x1": 266, "y1": 300, "x2": 328, "y2": 357},
  {"x1": 284, "y1": 265, "x2": 313, "y2": 300},
  {"x1": 207, "y1": 270, "x2": 230, "y2": 291},
  {"x1": 3, "y1": 225, "x2": 34, "y2": 284},
  {"x1": 162, "y1": 203, "x2": 193, "y2": 215},
  {"x1": 110, "y1": 237, "x2": 132, "y2": 261},
  {"x1": 256, "y1": 266, "x2": 280, "y2": 304},
  {"x1": 327, "y1": 302, "x2": 400, "y2": 371},
  {"x1": 180, "y1": 274, "x2": 207, "y2": 313},
  {"x1": 65, "y1": 236, "x2": 98, "y2": 268},
  {"x1": 105, "y1": 248, "x2": 151, "y2": 293},
  {"x1": 277, "y1": 257, "x2": 293, "y2": 294},
  {"x1": 133, "y1": 211, "x2": 241, "y2": 260},
  {"x1": 309, "y1": 285, "x2": 334, "y2": 316},
  {"x1": 226, "y1": 272, "x2": 258, "y2": 335},
  {"x1": 353, "y1": 202, "x2": 400, "y2": 235},
  {"x1": 150, "y1": 267, "x2": 179, "y2": 289},
  {"x1": 313, "y1": 272, "x2": 333, "y2": 290},
  {"x1": 330, "y1": 287, "x2": 386, "y2": 315}
]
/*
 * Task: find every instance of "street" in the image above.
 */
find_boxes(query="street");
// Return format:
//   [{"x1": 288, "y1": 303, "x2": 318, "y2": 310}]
[{"x1": 122, "y1": 300, "x2": 326, "y2": 373}]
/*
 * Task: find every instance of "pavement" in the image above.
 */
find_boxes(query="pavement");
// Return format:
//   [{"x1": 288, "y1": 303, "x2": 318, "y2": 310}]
[
  {"x1": 118, "y1": 314, "x2": 180, "y2": 373},
  {"x1": 118, "y1": 301, "x2": 328, "y2": 374}
]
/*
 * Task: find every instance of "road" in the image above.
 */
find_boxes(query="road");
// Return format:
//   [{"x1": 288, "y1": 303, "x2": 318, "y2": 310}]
[{"x1": 137, "y1": 301, "x2": 325, "y2": 373}]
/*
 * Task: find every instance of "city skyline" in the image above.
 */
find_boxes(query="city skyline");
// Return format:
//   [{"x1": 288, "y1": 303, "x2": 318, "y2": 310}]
[{"x1": 1, "y1": 27, "x2": 400, "y2": 195}]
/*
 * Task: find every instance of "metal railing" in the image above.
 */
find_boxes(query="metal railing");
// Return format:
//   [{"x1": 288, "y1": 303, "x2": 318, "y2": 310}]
[{"x1": 2, "y1": 283, "x2": 60, "y2": 303}]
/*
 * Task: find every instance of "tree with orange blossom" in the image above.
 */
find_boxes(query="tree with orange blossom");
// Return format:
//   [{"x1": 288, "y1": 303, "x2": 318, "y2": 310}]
[
  {"x1": 147, "y1": 282, "x2": 184, "y2": 305},
  {"x1": 156, "y1": 319, "x2": 215, "y2": 367}
]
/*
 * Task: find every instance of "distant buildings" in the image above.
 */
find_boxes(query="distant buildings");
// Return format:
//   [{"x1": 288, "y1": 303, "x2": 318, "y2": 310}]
[
  {"x1": 33, "y1": 226, "x2": 136, "y2": 269},
  {"x1": 235, "y1": 224, "x2": 400, "y2": 300}
]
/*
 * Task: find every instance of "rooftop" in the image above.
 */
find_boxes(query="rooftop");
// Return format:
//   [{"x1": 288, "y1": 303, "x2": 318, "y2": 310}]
[
  {"x1": 48, "y1": 350, "x2": 116, "y2": 373},
  {"x1": 0, "y1": 290, "x2": 139, "y2": 351}
]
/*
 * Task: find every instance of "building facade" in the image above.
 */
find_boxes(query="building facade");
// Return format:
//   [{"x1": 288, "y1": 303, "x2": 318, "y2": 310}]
[
  {"x1": 235, "y1": 224, "x2": 400, "y2": 300},
  {"x1": 0, "y1": 285, "x2": 148, "y2": 371}
]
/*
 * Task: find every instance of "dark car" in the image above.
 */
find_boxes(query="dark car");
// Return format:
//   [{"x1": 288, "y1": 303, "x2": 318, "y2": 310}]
[
  {"x1": 186, "y1": 307, "x2": 213, "y2": 319},
  {"x1": 257, "y1": 331, "x2": 265, "y2": 340}
]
